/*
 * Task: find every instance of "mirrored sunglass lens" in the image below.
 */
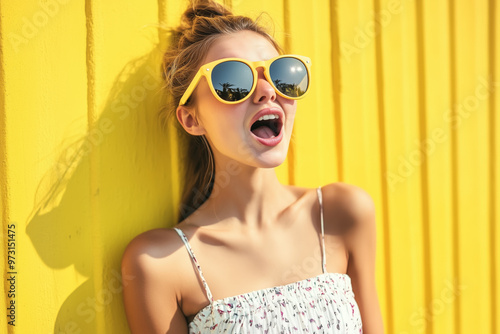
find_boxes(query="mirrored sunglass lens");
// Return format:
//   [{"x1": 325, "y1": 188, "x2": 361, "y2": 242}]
[
  {"x1": 269, "y1": 58, "x2": 309, "y2": 97},
  {"x1": 211, "y1": 61, "x2": 253, "y2": 101}
]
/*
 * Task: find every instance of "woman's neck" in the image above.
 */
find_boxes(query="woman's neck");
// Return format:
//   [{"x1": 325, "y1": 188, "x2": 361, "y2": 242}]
[{"x1": 191, "y1": 160, "x2": 296, "y2": 230}]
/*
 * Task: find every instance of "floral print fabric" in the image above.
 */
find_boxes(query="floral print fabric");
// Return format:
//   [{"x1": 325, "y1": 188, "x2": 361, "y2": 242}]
[{"x1": 188, "y1": 271, "x2": 362, "y2": 333}]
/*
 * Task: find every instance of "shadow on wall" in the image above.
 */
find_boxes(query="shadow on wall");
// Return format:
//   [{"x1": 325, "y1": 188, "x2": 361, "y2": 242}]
[{"x1": 25, "y1": 46, "x2": 179, "y2": 333}]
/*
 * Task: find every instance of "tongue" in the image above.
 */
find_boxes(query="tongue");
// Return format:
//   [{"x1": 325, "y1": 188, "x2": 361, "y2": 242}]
[{"x1": 252, "y1": 125, "x2": 275, "y2": 139}]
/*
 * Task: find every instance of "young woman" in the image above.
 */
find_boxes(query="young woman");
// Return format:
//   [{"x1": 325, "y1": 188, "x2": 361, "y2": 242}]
[{"x1": 121, "y1": 1, "x2": 384, "y2": 333}]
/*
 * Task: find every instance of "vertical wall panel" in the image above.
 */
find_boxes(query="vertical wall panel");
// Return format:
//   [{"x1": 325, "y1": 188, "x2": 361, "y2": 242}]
[
  {"x1": 1, "y1": 1, "x2": 89, "y2": 333},
  {"x1": 455, "y1": 0, "x2": 492, "y2": 333},
  {"x1": 336, "y1": 0, "x2": 389, "y2": 327},
  {"x1": 379, "y1": 0, "x2": 427, "y2": 333},
  {"x1": 84, "y1": 1, "x2": 173, "y2": 333},
  {"x1": 0, "y1": 1, "x2": 8, "y2": 332},
  {"x1": 422, "y1": 1, "x2": 456, "y2": 333},
  {"x1": 1, "y1": 0, "x2": 498, "y2": 333},
  {"x1": 488, "y1": 0, "x2": 500, "y2": 332}
]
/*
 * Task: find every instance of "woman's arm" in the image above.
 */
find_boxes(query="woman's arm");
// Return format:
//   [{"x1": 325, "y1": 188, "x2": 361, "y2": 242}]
[
  {"x1": 121, "y1": 230, "x2": 188, "y2": 334},
  {"x1": 324, "y1": 182, "x2": 385, "y2": 334}
]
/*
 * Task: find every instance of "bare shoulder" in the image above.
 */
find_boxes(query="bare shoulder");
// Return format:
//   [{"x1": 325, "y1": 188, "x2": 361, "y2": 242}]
[
  {"x1": 321, "y1": 182, "x2": 376, "y2": 222},
  {"x1": 320, "y1": 182, "x2": 377, "y2": 246},
  {"x1": 121, "y1": 228, "x2": 184, "y2": 275},
  {"x1": 121, "y1": 228, "x2": 189, "y2": 333}
]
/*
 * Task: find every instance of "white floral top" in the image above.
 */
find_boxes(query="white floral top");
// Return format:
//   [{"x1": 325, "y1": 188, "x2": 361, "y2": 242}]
[{"x1": 173, "y1": 187, "x2": 363, "y2": 333}]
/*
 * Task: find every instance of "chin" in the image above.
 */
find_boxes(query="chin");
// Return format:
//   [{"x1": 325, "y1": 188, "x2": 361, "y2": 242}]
[{"x1": 252, "y1": 150, "x2": 289, "y2": 169}]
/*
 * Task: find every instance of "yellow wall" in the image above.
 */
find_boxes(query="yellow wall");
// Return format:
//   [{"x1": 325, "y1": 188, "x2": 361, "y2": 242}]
[{"x1": 1, "y1": 0, "x2": 498, "y2": 333}]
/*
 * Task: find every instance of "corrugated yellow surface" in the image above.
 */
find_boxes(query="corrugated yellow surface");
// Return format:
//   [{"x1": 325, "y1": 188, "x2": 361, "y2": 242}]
[{"x1": 0, "y1": 0, "x2": 498, "y2": 333}]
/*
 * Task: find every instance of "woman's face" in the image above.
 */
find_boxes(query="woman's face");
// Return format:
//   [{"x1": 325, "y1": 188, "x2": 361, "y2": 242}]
[{"x1": 191, "y1": 30, "x2": 297, "y2": 169}]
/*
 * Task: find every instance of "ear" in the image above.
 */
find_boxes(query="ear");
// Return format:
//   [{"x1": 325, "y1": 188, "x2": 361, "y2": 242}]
[{"x1": 176, "y1": 105, "x2": 206, "y2": 136}]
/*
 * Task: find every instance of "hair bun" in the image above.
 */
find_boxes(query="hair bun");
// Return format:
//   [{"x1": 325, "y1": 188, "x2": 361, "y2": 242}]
[{"x1": 182, "y1": 0, "x2": 232, "y2": 27}]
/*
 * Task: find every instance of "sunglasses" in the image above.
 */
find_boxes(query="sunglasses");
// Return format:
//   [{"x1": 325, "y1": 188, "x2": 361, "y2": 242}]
[{"x1": 179, "y1": 54, "x2": 311, "y2": 106}]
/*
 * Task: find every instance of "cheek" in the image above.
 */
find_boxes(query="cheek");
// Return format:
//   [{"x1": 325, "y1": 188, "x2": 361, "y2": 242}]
[
  {"x1": 282, "y1": 99, "x2": 298, "y2": 120},
  {"x1": 197, "y1": 104, "x2": 244, "y2": 140}
]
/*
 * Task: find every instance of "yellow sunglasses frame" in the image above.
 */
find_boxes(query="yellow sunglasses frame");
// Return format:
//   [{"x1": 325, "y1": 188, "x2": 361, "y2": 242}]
[{"x1": 178, "y1": 54, "x2": 311, "y2": 106}]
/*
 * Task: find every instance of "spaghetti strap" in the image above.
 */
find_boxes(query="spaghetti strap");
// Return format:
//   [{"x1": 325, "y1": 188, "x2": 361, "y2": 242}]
[
  {"x1": 173, "y1": 228, "x2": 214, "y2": 305},
  {"x1": 317, "y1": 187, "x2": 328, "y2": 274}
]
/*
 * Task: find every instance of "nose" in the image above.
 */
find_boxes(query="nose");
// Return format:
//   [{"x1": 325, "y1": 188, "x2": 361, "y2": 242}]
[{"x1": 252, "y1": 68, "x2": 276, "y2": 103}]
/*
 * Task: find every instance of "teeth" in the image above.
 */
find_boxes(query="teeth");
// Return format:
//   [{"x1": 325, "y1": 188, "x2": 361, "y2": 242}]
[{"x1": 257, "y1": 114, "x2": 279, "y2": 121}]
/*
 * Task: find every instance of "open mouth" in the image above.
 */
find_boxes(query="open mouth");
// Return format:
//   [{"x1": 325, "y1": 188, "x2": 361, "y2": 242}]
[{"x1": 250, "y1": 114, "x2": 283, "y2": 139}]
